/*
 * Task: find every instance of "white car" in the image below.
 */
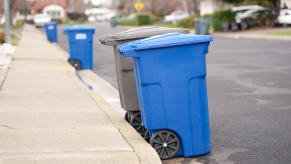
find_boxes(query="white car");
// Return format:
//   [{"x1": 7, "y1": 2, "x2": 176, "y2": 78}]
[
  {"x1": 232, "y1": 5, "x2": 265, "y2": 14},
  {"x1": 33, "y1": 14, "x2": 51, "y2": 27},
  {"x1": 165, "y1": 11, "x2": 189, "y2": 23},
  {"x1": 278, "y1": 9, "x2": 291, "y2": 26},
  {"x1": 235, "y1": 9, "x2": 266, "y2": 24}
]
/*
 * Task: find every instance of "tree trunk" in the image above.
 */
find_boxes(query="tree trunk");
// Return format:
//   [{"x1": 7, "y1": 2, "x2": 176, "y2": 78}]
[
  {"x1": 150, "y1": 0, "x2": 157, "y2": 16},
  {"x1": 9, "y1": 0, "x2": 18, "y2": 26},
  {"x1": 275, "y1": 0, "x2": 281, "y2": 15},
  {"x1": 192, "y1": 0, "x2": 200, "y2": 15}
]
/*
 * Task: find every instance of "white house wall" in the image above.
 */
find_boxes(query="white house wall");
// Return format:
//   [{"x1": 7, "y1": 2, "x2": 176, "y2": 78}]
[
  {"x1": 200, "y1": 0, "x2": 226, "y2": 16},
  {"x1": 43, "y1": 4, "x2": 66, "y2": 20},
  {"x1": 200, "y1": 0, "x2": 216, "y2": 16}
]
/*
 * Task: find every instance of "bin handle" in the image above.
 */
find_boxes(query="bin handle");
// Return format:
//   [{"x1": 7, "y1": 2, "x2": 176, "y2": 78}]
[{"x1": 118, "y1": 45, "x2": 137, "y2": 57}]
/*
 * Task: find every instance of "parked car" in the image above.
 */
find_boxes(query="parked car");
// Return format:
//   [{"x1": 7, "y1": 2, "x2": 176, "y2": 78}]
[
  {"x1": 164, "y1": 11, "x2": 189, "y2": 23},
  {"x1": 86, "y1": 8, "x2": 116, "y2": 22},
  {"x1": 232, "y1": 5, "x2": 265, "y2": 14},
  {"x1": 33, "y1": 14, "x2": 51, "y2": 28},
  {"x1": 235, "y1": 8, "x2": 276, "y2": 30},
  {"x1": 278, "y1": 9, "x2": 291, "y2": 26}
]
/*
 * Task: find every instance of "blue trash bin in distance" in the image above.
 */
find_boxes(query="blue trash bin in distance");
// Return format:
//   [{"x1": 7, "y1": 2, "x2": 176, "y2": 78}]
[
  {"x1": 118, "y1": 33, "x2": 213, "y2": 159},
  {"x1": 63, "y1": 26, "x2": 95, "y2": 70},
  {"x1": 44, "y1": 22, "x2": 58, "y2": 43}
]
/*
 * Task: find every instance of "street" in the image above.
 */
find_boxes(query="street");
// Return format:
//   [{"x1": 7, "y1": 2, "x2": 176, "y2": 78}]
[{"x1": 57, "y1": 23, "x2": 291, "y2": 164}]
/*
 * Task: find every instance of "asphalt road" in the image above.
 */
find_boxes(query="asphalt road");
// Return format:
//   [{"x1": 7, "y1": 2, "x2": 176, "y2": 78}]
[{"x1": 57, "y1": 23, "x2": 291, "y2": 164}]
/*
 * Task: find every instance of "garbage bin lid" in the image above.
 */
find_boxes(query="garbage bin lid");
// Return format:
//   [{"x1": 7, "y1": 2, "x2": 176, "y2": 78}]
[
  {"x1": 63, "y1": 25, "x2": 95, "y2": 33},
  {"x1": 99, "y1": 26, "x2": 189, "y2": 46},
  {"x1": 118, "y1": 33, "x2": 213, "y2": 57}
]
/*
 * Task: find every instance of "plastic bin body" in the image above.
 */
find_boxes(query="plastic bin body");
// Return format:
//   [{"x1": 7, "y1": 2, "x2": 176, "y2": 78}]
[
  {"x1": 44, "y1": 22, "x2": 58, "y2": 42},
  {"x1": 118, "y1": 33, "x2": 213, "y2": 157},
  {"x1": 63, "y1": 26, "x2": 95, "y2": 70},
  {"x1": 112, "y1": 43, "x2": 140, "y2": 112},
  {"x1": 195, "y1": 19, "x2": 210, "y2": 35},
  {"x1": 99, "y1": 27, "x2": 189, "y2": 112}
]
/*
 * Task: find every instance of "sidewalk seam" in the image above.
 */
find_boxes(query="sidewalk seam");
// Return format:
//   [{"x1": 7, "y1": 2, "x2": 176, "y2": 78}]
[{"x1": 0, "y1": 67, "x2": 10, "y2": 90}]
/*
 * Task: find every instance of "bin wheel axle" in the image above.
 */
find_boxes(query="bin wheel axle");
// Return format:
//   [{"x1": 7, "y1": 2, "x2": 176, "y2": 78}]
[
  {"x1": 150, "y1": 130, "x2": 180, "y2": 160},
  {"x1": 69, "y1": 59, "x2": 82, "y2": 70}
]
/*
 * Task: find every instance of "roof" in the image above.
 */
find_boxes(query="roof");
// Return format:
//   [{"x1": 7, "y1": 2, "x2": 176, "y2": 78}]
[
  {"x1": 0, "y1": 0, "x2": 67, "y2": 13},
  {"x1": 32, "y1": 0, "x2": 67, "y2": 11}
]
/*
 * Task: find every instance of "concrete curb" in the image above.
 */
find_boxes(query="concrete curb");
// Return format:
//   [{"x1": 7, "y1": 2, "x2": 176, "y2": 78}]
[{"x1": 77, "y1": 71, "x2": 161, "y2": 164}]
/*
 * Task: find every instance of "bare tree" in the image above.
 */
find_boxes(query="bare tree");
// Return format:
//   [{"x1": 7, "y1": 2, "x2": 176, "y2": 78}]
[
  {"x1": 8, "y1": 0, "x2": 18, "y2": 25},
  {"x1": 192, "y1": 0, "x2": 200, "y2": 15}
]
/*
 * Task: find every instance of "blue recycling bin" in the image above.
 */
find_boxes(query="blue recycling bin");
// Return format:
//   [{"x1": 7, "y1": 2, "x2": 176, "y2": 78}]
[
  {"x1": 63, "y1": 26, "x2": 95, "y2": 70},
  {"x1": 118, "y1": 33, "x2": 213, "y2": 159},
  {"x1": 44, "y1": 22, "x2": 58, "y2": 43}
]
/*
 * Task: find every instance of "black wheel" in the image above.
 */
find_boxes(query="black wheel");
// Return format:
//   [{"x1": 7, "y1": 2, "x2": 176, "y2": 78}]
[
  {"x1": 70, "y1": 59, "x2": 82, "y2": 70},
  {"x1": 240, "y1": 22, "x2": 248, "y2": 30},
  {"x1": 143, "y1": 130, "x2": 150, "y2": 142},
  {"x1": 149, "y1": 130, "x2": 180, "y2": 160},
  {"x1": 129, "y1": 112, "x2": 147, "y2": 137},
  {"x1": 124, "y1": 112, "x2": 130, "y2": 123}
]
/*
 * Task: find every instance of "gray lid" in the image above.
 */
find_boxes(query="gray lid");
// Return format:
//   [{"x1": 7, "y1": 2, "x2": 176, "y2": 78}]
[{"x1": 99, "y1": 26, "x2": 190, "y2": 46}]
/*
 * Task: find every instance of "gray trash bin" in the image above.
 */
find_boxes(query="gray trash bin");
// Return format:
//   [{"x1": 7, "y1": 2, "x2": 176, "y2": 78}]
[{"x1": 99, "y1": 26, "x2": 189, "y2": 136}]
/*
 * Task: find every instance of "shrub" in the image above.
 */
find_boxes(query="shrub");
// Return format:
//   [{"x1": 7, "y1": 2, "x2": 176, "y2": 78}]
[
  {"x1": 211, "y1": 10, "x2": 235, "y2": 31},
  {"x1": 75, "y1": 18, "x2": 86, "y2": 24},
  {"x1": 63, "y1": 18, "x2": 86, "y2": 25},
  {"x1": 116, "y1": 17, "x2": 137, "y2": 26},
  {"x1": 116, "y1": 14, "x2": 153, "y2": 26},
  {"x1": 15, "y1": 20, "x2": 25, "y2": 28},
  {"x1": 176, "y1": 15, "x2": 196, "y2": 29},
  {"x1": 136, "y1": 14, "x2": 151, "y2": 26},
  {"x1": 150, "y1": 16, "x2": 163, "y2": 24},
  {"x1": 0, "y1": 31, "x2": 4, "y2": 44},
  {"x1": 26, "y1": 19, "x2": 34, "y2": 24},
  {"x1": 51, "y1": 18, "x2": 63, "y2": 23}
]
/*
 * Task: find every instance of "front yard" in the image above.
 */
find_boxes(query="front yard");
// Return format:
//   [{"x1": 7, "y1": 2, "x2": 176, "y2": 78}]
[{"x1": 0, "y1": 24, "x2": 23, "y2": 45}]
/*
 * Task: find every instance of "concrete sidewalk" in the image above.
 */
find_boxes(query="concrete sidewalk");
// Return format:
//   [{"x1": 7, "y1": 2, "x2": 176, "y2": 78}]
[{"x1": 0, "y1": 25, "x2": 160, "y2": 164}]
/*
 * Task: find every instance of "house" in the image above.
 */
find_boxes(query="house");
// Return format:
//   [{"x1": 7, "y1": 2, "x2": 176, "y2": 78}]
[
  {"x1": 31, "y1": 0, "x2": 67, "y2": 22},
  {"x1": 281, "y1": 0, "x2": 291, "y2": 8},
  {"x1": 66, "y1": 0, "x2": 89, "y2": 19},
  {"x1": 0, "y1": 0, "x2": 68, "y2": 24},
  {"x1": 91, "y1": 0, "x2": 112, "y2": 8},
  {"x1": 199, "y1": 0, "x2": 226, "y2": 16}
]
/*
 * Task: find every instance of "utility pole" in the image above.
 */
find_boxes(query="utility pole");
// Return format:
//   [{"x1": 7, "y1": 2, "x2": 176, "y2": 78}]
[{"x1": 4, "y1": 0, "x2": 11, "y2": 43}]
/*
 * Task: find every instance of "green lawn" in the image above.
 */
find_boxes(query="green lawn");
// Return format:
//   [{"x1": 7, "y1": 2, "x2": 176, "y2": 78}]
[
  {"x1": 0, "y1": 25, "x2": 23, "y2": 45},
  {"x1": 11, "y1": 26, "x2": 23, "y2": 45},
  {"x1": 267, "y1": 30, "x2": 291, "y2": 36}
]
